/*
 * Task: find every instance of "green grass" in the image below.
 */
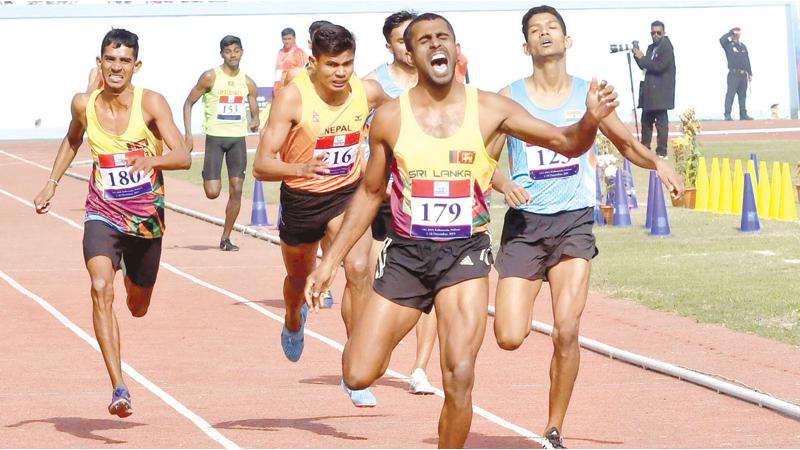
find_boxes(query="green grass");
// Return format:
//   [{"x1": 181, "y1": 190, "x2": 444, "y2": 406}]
[
  {"x1": 165, "y1": 140, "x2": 800, "y2": 345},
  {"x1": 590, "y1": 140, "x2": 800, "y2": 345}
]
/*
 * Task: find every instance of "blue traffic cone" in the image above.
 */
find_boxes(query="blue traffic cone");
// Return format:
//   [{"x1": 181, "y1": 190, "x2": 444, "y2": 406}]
[
  {"x1": 623, "y1": 158, "x2": 638, "y2": 209},
  {"x1": 612, "y1": 171, "x2": 632, "y2": 227},
  {"x1": 594, "y1": 167, "x2": 603, "y2": 224},
  {"x1": 272, "y1": 203, "x2": 282, "y2": 230},
  {"x1": 649, "y1": 177, "x2": 671, "y2": 237},
  {"x1": 740, "y1": 173, "x2": 760, "y2": 233},
  {"x1": 749, "y1": 153, "x2": 759, "y2": 183},
  {"x1": 248, "y1": 180, "x2": 270, "y2": 226},
  {"x1": 644, "y1": 170, "x2": 656, "y2": 230}
]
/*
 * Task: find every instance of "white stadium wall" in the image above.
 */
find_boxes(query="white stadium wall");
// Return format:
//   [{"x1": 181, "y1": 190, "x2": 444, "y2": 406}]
[{"x1": 0, "y1": 0, "x2": 796, "y2": 139}]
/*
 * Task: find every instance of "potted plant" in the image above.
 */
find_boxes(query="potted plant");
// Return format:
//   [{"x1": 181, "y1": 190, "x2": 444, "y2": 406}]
[
  {"x1": 595, "y1": 134, "x2": 621, "y2": 222},
  {"x1": 670, "y1": 108, "x2": 702, "y2": 208}
]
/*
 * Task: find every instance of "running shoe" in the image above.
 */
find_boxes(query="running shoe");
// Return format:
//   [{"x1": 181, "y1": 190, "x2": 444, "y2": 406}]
[
  {"x1": 321, "y1": 290, "x2": 334, "y2": 309},
  {"x1": 408, "y1": 368, "x2": 437, "y2": 395},
  {"x1": 108, "y1": 386, "x2": 133, "y2": 418},
  {"x1": 543, "y1": 427, "x2": 565, "y2": 449},
  {"x1": 281, "y1": 303, "x2": 308, "y2": 362},
  {"x1": 340, "y1": 379, "x2": 377, "y2": 408},
  {"x1": 220, "y1": 238, "x2": 239, "y2": 251}
]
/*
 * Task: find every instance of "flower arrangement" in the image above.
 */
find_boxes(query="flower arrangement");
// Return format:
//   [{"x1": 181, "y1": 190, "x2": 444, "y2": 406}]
[{"x1": 671, "y1": 108, "x2": 702, "y2": 188}]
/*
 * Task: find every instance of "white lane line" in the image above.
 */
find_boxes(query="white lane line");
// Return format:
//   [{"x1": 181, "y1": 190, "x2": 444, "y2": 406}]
[
  {"x1": 0, "y1": 185, "x2": 547, "y2": 447},
  {"x1": 0, "y1": 271, "x2": 239, "y2": 448}
]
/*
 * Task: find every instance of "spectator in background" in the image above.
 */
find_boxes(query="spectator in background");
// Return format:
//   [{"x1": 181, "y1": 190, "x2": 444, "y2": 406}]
[
  {"x1": 632, "y1": 20, "x2": 675, "y2": 159},
  {"x1": 273, "y1": 27, "x2": 307, "y2": 95},
  {"x1": 720, "y1": 27, "x2": 753, "y2": 120}
]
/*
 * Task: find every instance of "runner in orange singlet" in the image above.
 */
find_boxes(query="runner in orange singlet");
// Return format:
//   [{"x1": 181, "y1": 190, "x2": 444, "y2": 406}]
[{"x1": 253, "y1": 23, "x2": 389, "y2": 407}]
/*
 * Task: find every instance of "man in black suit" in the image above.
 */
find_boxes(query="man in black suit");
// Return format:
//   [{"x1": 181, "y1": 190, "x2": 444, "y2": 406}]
[
  {"x1": 632, "y1": 20, "x2": 675, "y2": 159},
  {"x1": 720, "y1": 27, "x2": 753, "y2": 120}
]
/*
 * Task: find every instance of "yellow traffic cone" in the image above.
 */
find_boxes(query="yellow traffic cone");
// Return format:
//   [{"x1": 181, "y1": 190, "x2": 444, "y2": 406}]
[
  {"x1": 779, "y1": 162, "x2": 799, "y2": 221},
  {"x1": 732, "y1": 159, "x2": 744, "y2": 215},
  {"x1": 719, "y1": 158, "x2": 733, "y2": 214},
  {"x1": 769, "y1": 161, "x2": 782, "y2": 219},
  {"x1": 757, "y1": 161, "x2": 771, "y2": 219},
  {"x1": 709, "y1": 157, "x2": 721, "y2": 213},
  {"x1": 694, "y1": 156, "x2": 709, "y2": 211},
  {"x1": 745, "y1": 159, "x2": 759, "y2": 210}
]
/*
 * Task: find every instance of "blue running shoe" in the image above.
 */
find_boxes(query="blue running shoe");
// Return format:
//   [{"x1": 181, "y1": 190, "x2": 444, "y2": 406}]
[
  {"x1": 322, "y1": 290, "x2": 334, "y2": 309},
  {"x1": 108, "y1": 386, "x2": 133, "y2": 418},
  {"x1": 281, "y1": 303, "x2": 308, "y2": 362},
  {"x1": 340, "y1": 379, "x2": 377, "y2": 408}
]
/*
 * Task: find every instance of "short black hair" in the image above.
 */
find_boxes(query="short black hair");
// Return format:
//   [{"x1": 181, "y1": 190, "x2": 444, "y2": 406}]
[
  {"x1": 219, "y1": 35, "x2": 242, "y2": 51},
  {"x1": 402, "y1": 13, "x2": 455, "y2": 52},
  {"x1": 308, "y1": 20, "x2": 333, "y2": 41},
  {"x1": 101, "y1": 28, "x2": 139, "y2": 59},
  {"x1": 382, "y1": 11, "x2": 417, "y2": 42},
  {"x1": 651, "y1": 20, "x2": 665, "y2": 29},
  {"x1": 522, "y1": 5, "x2": 566, "y2": 36},
  {"x1": 311, "y1": 24, "x2": 356, "y2": 58},
  {"x1": 281, "y1": 27, "x2": 296, "y2": 37}
]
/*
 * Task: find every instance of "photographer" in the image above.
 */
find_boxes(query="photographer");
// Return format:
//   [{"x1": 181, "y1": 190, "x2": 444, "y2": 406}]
[
  {"x1": 720, "y1": 27, "x2": 753, "y2": 120},
  {"x1": 632, "y1": 20, "x2": 675, "y2": 159}
]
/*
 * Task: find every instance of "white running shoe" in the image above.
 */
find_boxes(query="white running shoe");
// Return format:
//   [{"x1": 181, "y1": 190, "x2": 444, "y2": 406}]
[{"x1": 408, "y1": 368, "x2": 436, "y2": 395}]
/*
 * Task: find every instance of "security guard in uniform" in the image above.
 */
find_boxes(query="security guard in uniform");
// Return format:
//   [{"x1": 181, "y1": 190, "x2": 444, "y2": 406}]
[{"x1": 720, "y1": 27, "x2": 753, "y2": 120}]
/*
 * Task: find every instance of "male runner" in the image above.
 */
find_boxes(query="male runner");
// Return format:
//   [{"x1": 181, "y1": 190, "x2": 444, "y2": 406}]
[
  {"x1": 253, "y1": 23, "x2": 388, "y2": 407},
  {"x1": 183, "y1": 35, "x2": 259, "y2": 251},
  {"x1": 305, "y1": 13, "x2": 618, "y2": 448},
  {"x1": 33, "y1": 28, "x2": 191, "y2": 418},
  {"x1": 363, "y1": 10, "x2": 437, "y2": 396},
  {"x1": 491, "y1": 6, "x2": 683, "y2": 448}
]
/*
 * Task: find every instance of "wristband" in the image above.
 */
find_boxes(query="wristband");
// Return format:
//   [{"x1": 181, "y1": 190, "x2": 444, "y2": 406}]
[{"x1": 47, "y1": 178, "x2": 59, "y2": 187}]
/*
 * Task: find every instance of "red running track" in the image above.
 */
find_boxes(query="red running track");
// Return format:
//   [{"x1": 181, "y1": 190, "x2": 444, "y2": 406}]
[{"x1": 0, "y1": 141, "x2": 798, "y2": 448}]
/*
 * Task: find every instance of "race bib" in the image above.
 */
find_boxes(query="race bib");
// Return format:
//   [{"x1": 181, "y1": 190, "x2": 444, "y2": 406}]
[
  {"x1": 410, "y1": 179, "x2": 472, "y2": 240},
  {"x1": 526, "y1": 144, "x2": 579, "y2": 180},
  {"x1": 98, "y1": 149, "x2": 151, "y2": 201},
  {"x1": 216, "y1": 96, "x2": 243, "y2": 121},
  {"x1": 314, "y1": 131, "x2": 360, "y2": 176}
]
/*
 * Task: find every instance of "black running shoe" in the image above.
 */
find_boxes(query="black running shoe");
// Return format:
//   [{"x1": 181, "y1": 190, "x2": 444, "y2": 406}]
[
  {"x1": 544, "y1": 427, "x2": 565, "y2": 449},
  {"x1": 220, "y1": 238, "x2": 239, "y2": 251}
]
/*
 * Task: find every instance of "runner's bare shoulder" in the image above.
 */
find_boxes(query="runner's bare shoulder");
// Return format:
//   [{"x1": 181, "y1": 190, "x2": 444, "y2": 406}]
[{"x1": 369, "y1": 98, "x2": 401, "y2": 145}]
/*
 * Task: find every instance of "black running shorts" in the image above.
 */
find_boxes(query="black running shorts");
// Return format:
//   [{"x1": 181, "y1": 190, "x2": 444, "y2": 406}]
[
  {"x1": 202, "y1": 135, "x2": 247, "y2": 181},
  {"x1": 370, "y1": 199, "x2": 393, "y2": 241},
  {"x1": 82, "y1": 220, "x2": 162, "y2": 288},
  {"x1": 373, "y1": 232, "x2": 492, "y2": 313},
  {"x1": 495, "y1": 207, "x2": 597, "y2": 281},
  {"x1": 279, "y1": 181, "x2": 359, "y2": 246}
]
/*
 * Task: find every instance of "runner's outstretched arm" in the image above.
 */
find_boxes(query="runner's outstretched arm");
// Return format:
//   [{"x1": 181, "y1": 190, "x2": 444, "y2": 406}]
[
  {"x1": 304, "y1": 102, "x2": 395, "y2": 306},
  {"x1": 252, "y1": 85, "x2": 328, "y2": 181},
  {"x1": 487, "y1": 78, "x2": 618, "y2": 159},
  {"x1": 599, "y1": 111, "x2": 684, "y2": 198},
  {"x1": 33, "y1": 93, "x2": 88, "y2": 214}
]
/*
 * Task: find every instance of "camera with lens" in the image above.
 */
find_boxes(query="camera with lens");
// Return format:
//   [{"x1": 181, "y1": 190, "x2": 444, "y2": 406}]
[{"x1": 609, "y1": 40, "x2": 639, "y2": 54}]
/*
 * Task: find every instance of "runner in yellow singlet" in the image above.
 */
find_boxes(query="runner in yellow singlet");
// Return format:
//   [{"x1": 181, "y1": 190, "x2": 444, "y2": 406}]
[
  {"x1": 183, "y1": 35, "x2": 259, "y2": 251},
  {"x1": 305, "y1": 14, "x2": 618, "y2": 448},
  {"x1": 34, "y1": 29, "x2": 190, "y2": 418},
  {"x1": 253, "y1": 23, "x2": 389, "y2": 407}
]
